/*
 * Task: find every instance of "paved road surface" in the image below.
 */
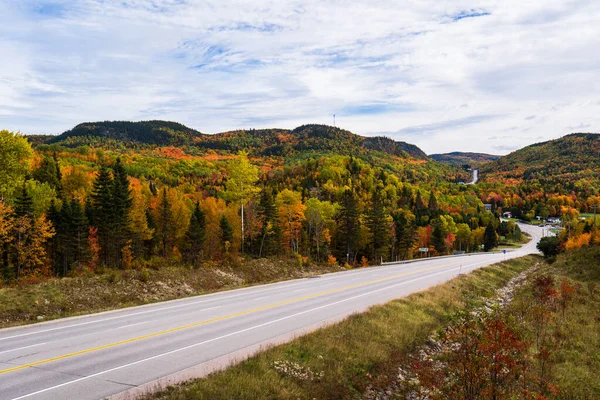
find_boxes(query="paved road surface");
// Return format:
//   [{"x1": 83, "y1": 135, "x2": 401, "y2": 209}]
[
  {"x1": 0, "y1": 223, "x2": 542, "y2": 400},
  {"x1": 468, "y1": 168, "x2": 479, "y2": 184}
]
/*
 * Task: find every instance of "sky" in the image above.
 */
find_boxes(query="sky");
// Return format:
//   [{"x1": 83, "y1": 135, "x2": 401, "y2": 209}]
[{"x1": 1, "y1": 1, "x2": 599, "y2": 155}]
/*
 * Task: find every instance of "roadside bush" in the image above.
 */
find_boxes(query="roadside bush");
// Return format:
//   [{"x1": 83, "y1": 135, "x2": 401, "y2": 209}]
[{"x1": 537, "y1": 236, "x2": 561, "y2": 259}]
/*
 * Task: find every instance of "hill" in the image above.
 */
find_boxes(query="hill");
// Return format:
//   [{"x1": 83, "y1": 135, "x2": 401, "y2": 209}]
[
  {"x1": 49, "y1": 120, "x2": 205, "y2": 146},
  {"x1": 480, "y1": 133, "x2": 600, "y2": 186},
  {"x1": 430, "y1": 152, "x2": 500, "y2": 167},
  {"x1": 44, "y1": 121, "x2": 429, "y2": 160}
]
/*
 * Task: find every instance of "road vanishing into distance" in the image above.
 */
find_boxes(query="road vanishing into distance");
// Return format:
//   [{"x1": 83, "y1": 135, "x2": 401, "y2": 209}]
[{"x1": 0, "y1": 223, "x2": 543, "y2": 400}]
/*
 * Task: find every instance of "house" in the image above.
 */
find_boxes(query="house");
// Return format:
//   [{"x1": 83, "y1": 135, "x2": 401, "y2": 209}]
[{"x1": 502, "y1": 211, "x2": 512, "y2": 218}]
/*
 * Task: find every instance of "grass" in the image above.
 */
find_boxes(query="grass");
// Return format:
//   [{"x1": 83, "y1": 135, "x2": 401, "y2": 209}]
[
  {"x1": 0, "y1": 258, "x2": 342, "y2": 328},
  {"x1": 143, "y1": 256, "x2": 536, "y2": 400}
]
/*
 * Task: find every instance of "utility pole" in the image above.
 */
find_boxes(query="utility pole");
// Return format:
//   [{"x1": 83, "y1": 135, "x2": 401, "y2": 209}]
[{"x1": 333, "y1": 114, "x2": 336, "y2": 127}]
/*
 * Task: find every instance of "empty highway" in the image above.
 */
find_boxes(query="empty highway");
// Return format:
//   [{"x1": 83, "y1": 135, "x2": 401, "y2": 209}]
[{"x1": 0, "y1": 223, "x2": 543, "y2": 400}]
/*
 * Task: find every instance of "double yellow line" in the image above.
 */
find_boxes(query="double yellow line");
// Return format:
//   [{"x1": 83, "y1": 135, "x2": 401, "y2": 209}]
[{"x1": 0, "y1": 261, "x2": 456, "y2": 375}]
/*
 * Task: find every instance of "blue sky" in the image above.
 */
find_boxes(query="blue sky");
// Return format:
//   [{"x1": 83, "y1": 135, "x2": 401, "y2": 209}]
[{"x1": 1, "y1": 0, "x2": 599, "y2": 154}]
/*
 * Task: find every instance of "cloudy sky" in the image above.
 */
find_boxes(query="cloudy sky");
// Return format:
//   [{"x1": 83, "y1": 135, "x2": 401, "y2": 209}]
[{"x1": 1, "y1": 1, "x2": 599, "y2": 154}]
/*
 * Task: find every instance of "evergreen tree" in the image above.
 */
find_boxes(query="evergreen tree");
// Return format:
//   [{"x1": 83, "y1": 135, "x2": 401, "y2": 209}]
[
  {"x1": 392, "y1": 209, "x2": 416, "y2": 260},
  {"x1": 156, "y1": 187, "x2": 175, "y2": 258},
  {"x1": 257, "y1": 188, "x2": 280, "y2": 257},
  {"x1": 111, "y1": 158, "x2": 132, "y2": 267},
  {"x1": 334, "y1": 189, "x2": 360, "y2": 264},
  {"x1": 414, "y1": 190, "x2": 428, "y2": 225},
  {"x1": 70, "y1": 198, "x2": 88, "y2": 270},
  {"x1": 428, "y1": 190, "x2": 439, "y2": 217},
  {"x1": 91, "y1": 166, "x2": 114, "y2": 266},
  {"x1": 431, "y1": 217, "x2": 447, "y2": 254},
  {"x1": 14, "y1": 185, "x2": 33, "y2": 218},
  {"x1": 219, "y1": 215, "x2": 234, "y2": 252},
  {"x1": 366, "y1": 190, "x2": 389, "y2": 263},
  {"x1": 184, "y1": 203, "x2": 206, "y2": 264},
  {"x1": 32, "y1": 156, "x2": 61, "y2": 190},
  {"x1": 484, "y1": 222, "x2": 497, "y2": 252}
]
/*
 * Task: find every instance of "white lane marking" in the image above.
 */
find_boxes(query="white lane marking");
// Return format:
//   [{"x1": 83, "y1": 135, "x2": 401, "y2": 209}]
[
  {"x1": 0, "y1": 343, "x2": 47, "y2": 356},
  {"x1": 252, "y1": 296, "x2": 269, "y2": 301},
  {"x1": 8, "y1": 264, "x2": 469, "y2": 400},
  {"x1": 0, "y1": 281, "x2": 313, "y2": 342}
]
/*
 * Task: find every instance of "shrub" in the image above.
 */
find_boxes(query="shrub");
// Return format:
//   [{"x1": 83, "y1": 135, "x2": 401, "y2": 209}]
[{"x1": 537, "y1": 236, "x2": 561, "y2": 258}]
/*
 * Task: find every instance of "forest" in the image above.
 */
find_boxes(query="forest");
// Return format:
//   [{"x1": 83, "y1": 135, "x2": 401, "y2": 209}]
[{"x1": 0, "y1": 124, "x2": 598, "y2": 283}]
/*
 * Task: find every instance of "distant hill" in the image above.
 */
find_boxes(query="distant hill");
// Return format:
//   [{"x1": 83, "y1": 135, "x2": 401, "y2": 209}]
[
  {"x1": 430, "y1": 152, "x2": 500, "y2": 167},
  {"x1": 480, "y1": 133, "x2": 600, "y2": 184},
  {"x1": 49, "y1": 120, "x2": 205, "y2": 146},
  {"x1": 45, "y1": 121, "x2": 429, "y2": 160}
]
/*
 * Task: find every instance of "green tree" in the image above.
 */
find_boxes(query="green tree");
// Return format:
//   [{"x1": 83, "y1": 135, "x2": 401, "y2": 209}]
[
  {"x1": 32, "y1": 155, "x2": 61, "y2": 191},
  {"x1": 304, "y1": 197, "x2": 336, "y2": 261},
  {"x1": 90, "y1": 166, "x2": 114, "y2": 266},
  {"x1": 484, "y1": 222, "x2": 498, "y2": 252},
  {"x1": 392, "y1": 209, "x2": 416, "y2": 260},
  {"x1": 366, "y1": 190, "x2": 389, "y2": 263},
  {"x1": 111, "y1": 158, "x2": 132, "y2": 268},
  {"x1": 537, "y1": 236, "x2": 560, "y2": 258},
  {"x1": 224, "y1": 151, "x2": 260, "y2": 253},
  {"x1": 0, "y1": 130, "x2": 33, "y2": 201},
  {"x1": 156, "y1": 187, "x2": 176, "y2": 258},
  {"x1": 14, "y1": 185, "x2": 34, "y2": 218},
  {"x1": 184, "y1": 203, "x2": 206, "y2": 264},
  {"x1": 219, "y1": 215, "x2": 234, "y2": 253},
  {"x1": 258, "y1": 188, "x2": 280, "y2": 257},
  {"x1": 334, "y1": 189, "x2": 361, "y2": 264}
]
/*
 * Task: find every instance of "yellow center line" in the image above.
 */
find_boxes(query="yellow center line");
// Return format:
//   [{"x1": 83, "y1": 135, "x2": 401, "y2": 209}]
[{"x1": 0, "y1": 260, "x2": 459, "y2": 375}]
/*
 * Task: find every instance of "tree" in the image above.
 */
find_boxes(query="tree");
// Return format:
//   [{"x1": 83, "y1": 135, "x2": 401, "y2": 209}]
[
  {"x1": 14, "y1": 185, "x2": 34, "y2": 218},
  {"x1": 455, "y1": 223, "x2": 471, "y2": 252},
  {"x1": 155, "y1": 187, "x2": 176, "y2": 258},
  {"x1": 431, "y1": 217, "x2": 447, "y2": 254},
  {"x1": 366, "y1": 190, "x2": 389, "y2": 263},
  {"x1": 12, "y1": 214, "x2": 54, "y2": 278},
  {"x1": 392, "y1": 209, "x2": 416, "y2": 260},
  {"x1": 32, "y1": 155, "x2": 61, "y2": 191},
  {"x1": 484, "y1": 222, "x2": 497, "y2": 252},
  {"x1": 90, "y1": 166, "x2": 114, "y2": 265},
  {"x1": 0, "y1": 200, "x2": 15, "y2": 280},
  {"x1": 111, "y1": 158, "x2": 132, "y2": 268},
  {"x1": 129, "y1": 183, "x2": 154, "y2": 257},
  {"x1": 537, "y1": 236, "x2": 560, "y2": 258},
  {"x1": 184, "y1": 203, "x2": 206, "y2": 264},
  {"x1": 0, "y1": 130, "x2": 33, "y2": 201},
  {"x1": 334, "y1": 189, "x2": 361, "y2": 264},
  {"x1": 224, "y1": 151, "x2": 260, "y2": 253},
  {"x1": 304, "y1": 197, "x2": 336, "y2": 261},
  {"x1": 276, "y1": 189, "x2": 306, "y2": 254},
  {"x1": 219, "y1": 215, "x2": 234, "y2": 253},
  {"x1": 257, "y1": 188, "x2": 280, "y2": 257}
]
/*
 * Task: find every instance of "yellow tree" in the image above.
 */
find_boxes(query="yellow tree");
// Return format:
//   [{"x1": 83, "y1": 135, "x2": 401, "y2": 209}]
[
  {"x1": 12, "y1": 215, "x2": 54, "y2": 278},
  {"x1": 0, "y1": 200, "x2": 15, "y2": 279},
  {"x1": 0, "y1": 130, "x2": 33, "y2": 201},
  {"x1": 129, "y1": 180, "x2": 154, "y2": 256},
  {"x1": 276, "y1": 189, "x2": 306, "y2": 254},
  {"x1": 224, "y1": 151, "x2": 260, "y2": 253}
]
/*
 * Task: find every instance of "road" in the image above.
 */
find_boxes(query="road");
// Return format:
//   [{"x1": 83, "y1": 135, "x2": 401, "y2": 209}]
[
  {"x1": 468, "y1": 168, "x2": 479, "y2": 184},
  {"x1": 0, "y1": 223, "x2": 542, "y2": 400}
]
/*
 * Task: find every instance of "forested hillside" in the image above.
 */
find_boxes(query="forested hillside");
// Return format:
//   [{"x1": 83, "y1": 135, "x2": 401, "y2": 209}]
[
  {"x1": 430, "y1": 152, "x2": 500, "y2": 167},
  {"x1": 0, "y1": 124, "x2": 597, "y2": 284}
]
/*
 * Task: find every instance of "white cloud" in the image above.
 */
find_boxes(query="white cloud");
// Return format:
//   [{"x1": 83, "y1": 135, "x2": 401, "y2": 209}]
[{"x1": 0, "y1": 0, "x2": 599, "y2": 154}]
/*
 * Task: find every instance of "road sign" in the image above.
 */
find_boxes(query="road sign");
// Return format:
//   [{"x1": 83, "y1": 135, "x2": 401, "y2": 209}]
[
  {"x1": 419, "y1": 247, "x2": 428, "y2": 252},
  {"x1": 503, "y1": 249, "x2": 506, "y2": 254}
]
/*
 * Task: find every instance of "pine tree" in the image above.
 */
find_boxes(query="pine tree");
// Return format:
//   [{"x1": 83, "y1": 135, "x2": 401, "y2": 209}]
[
  {"x1": 334, "y1": 189, "x2": 360, "y2": 264},
  {"x1": 219, "y1": 215, "x2": 234, "y2": 253},
  {"x1": 258, "y1": 188, "x2": 280, "y2": 257},
  {"x1": 184, "y1": 203, "x2": 206, "y2": 264},
  {"x1": 91, "y1": 166, "x2": 114, "y2": 266},
  {"x1": 70, "y1": 198, "x2": 88, "y2": 270},
  {"x1": 111, "y1": 158, "x2": 132, "y2": 268},
  {"x1": 156, "y1": 187, "x2": 175, "y2": 258},
  {"x1": 14, "y1": 185, "x2": 33, "y2": 218},
  {"x1": 32, "y1": 156, "x2": 61, "y2": 190},
  {"x1": 392, "y1": 209, "x2": 416, "y2": 261},
  {"x1": 484, "y1": 222, "x2": 497, "y2": 252},
  {"x1": 431, "y1": 217, "x2": 447, "y2": 254},
  {"x1": 428, "y1": 190, "x2": 439, "y2": 217},
  {"x1": 366, "y1": 190, "x2": 389, "y2": 263}
]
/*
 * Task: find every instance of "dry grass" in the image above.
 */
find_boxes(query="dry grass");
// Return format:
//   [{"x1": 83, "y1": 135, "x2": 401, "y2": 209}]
[{"x1": 0, "y1": 258, "x2": 342, "y2": 328}]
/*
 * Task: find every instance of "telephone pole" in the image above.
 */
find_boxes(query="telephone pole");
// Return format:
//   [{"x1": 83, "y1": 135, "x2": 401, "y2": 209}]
[{"x1": 333, "y1": 114, "x2": 336, "y2": 127}]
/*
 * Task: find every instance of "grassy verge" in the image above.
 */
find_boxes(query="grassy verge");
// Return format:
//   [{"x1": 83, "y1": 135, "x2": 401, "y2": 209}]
[
  {"x1": 142, "y1": 256, "x2": 537, "y2": 400},
  {"x1": 0, "y1": 258, "x2": 342, "y2": 328},
  {"x1": 521, "y1": 246, "x2": 600, "y2": 398}
]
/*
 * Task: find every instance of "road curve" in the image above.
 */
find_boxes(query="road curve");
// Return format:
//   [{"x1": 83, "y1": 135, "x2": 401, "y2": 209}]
[{"x1": 0, "y1": 223, "x2": 542, "y2": 400}]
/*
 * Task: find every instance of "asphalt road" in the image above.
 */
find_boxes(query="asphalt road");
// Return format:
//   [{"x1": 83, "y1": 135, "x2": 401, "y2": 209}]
[{"x1": 0, "y1": 223, "x2": 543, "y2": 400}]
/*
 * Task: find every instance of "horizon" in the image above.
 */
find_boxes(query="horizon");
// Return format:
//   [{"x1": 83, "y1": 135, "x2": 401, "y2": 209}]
[{"x1": 2, "y1": 1, "x2": 600, "y2": 154}]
